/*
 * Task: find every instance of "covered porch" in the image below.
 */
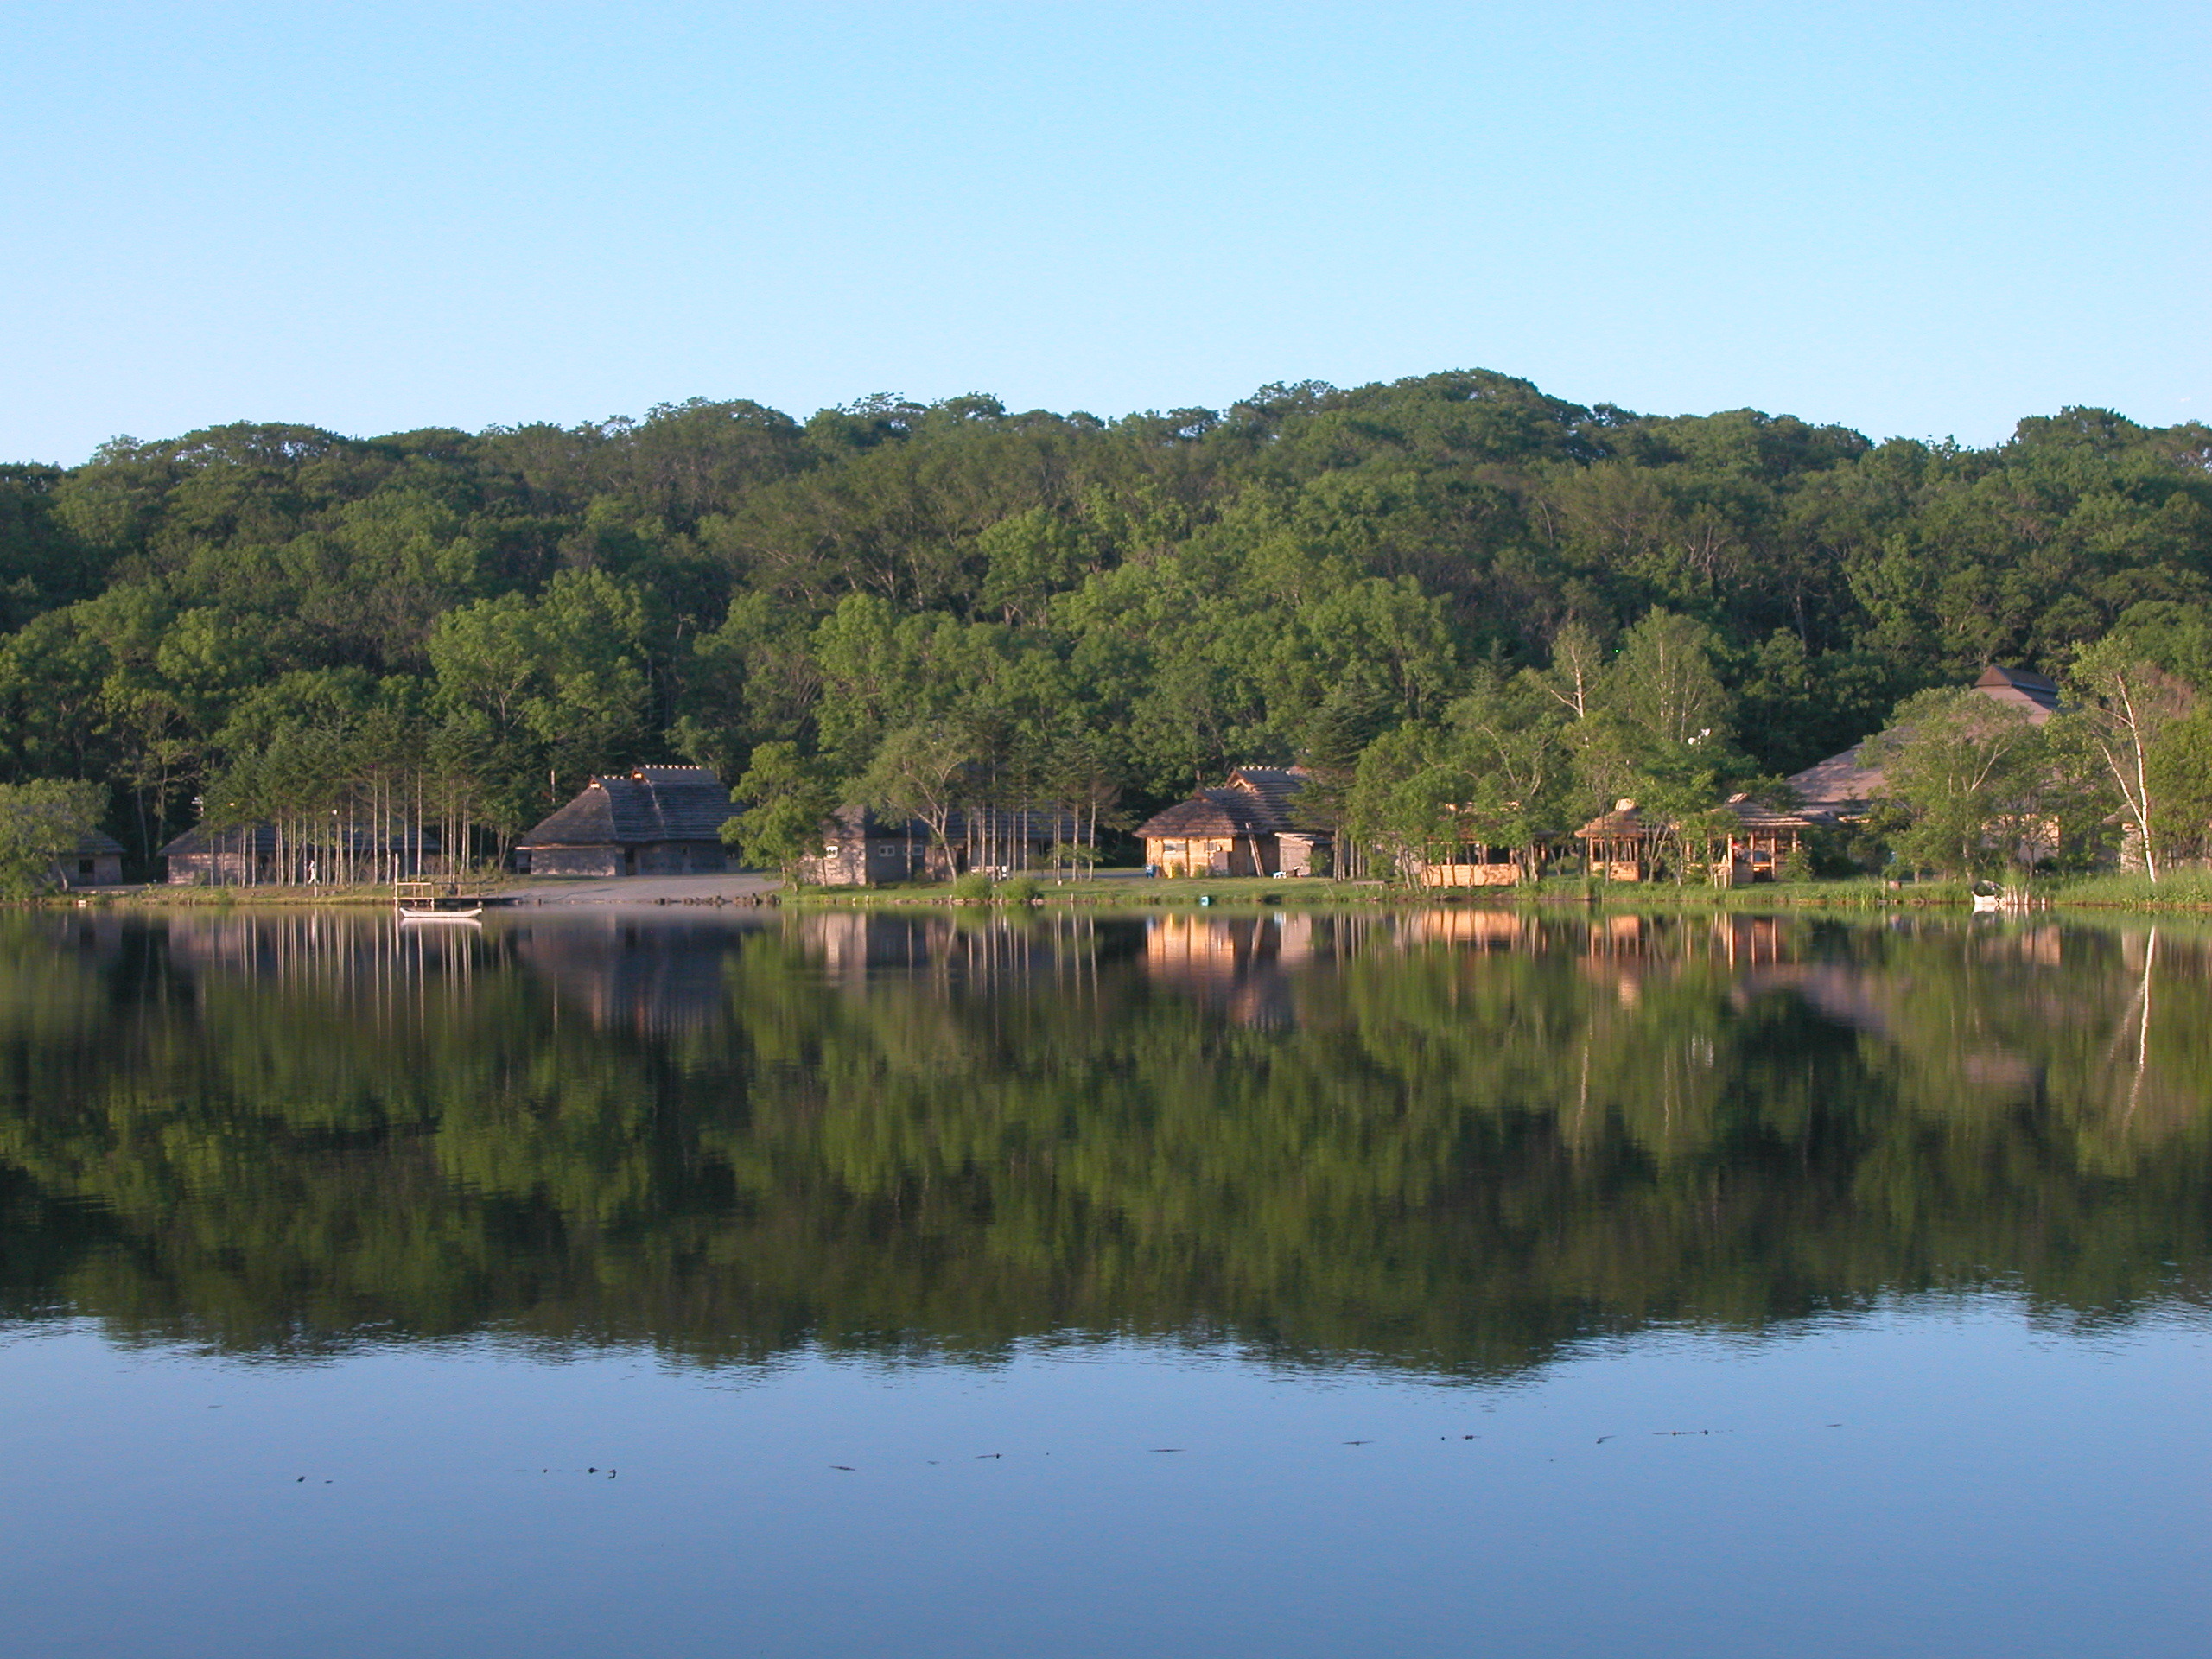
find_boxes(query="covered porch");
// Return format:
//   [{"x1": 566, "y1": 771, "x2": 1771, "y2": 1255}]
[{"x1": 1574, "y1": 802, "x2": 1657, "y2": 882}]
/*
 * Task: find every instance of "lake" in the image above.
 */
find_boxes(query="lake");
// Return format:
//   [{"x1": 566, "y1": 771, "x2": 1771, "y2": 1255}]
[{"x1": 3, "y1": 906, "x2": 2207, "y2": 1656}]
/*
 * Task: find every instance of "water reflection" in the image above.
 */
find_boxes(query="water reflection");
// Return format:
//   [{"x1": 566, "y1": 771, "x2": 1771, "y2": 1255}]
[{"x1": 2, "y1": 906, "x2": 2208, "y2": 1371}]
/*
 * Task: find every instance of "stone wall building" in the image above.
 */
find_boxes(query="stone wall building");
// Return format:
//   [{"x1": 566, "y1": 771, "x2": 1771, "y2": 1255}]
[{"x1": 798, "y1": 804, "x2": 1086, "y2": 887}]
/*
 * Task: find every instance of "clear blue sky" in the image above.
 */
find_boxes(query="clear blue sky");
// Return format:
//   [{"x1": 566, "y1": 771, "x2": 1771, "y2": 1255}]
[{"x1": 3, "y1": 2, "x2": 2203, "y2": 464}]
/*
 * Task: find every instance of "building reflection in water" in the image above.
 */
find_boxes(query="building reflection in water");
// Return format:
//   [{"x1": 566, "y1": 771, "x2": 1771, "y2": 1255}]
[
  {"x1": 32, "y1": 906, "x2": 2190, "y2": 1126},
  {"x1": 4, "y1": 901, "x2": 2205, "y2": 1373},
  {"x1": 1141, "y1": 912, "x2": 1322, "y2": 1028},
  {"x1": 507, "y1": 916, "x2": 769, "y2": 1039}
]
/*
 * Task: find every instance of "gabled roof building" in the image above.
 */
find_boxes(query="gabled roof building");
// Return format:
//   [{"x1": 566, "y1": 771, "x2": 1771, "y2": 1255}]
[
  {"x1": 514, "y1": 766, "x2": 738, "y2": 877},
  {"x1": 1136, "y1": 766, "x2": 1328, "y2": 878},
  {"x1": 1574, "y1": 799, "x2": 1658, "y2": 882}
]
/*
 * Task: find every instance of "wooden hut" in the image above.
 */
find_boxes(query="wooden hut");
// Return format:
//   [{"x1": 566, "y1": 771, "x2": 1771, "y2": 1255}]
[
  {"x1": 514, "y1": 766, "x2": 737, "y2": 877},
  {"x1": 54, "y1": 830, "x2": 125, "y2": 887},
  {"x1": 1575, "y1": 794, "x2": 1818, "y2": 886},
  {"x1": 163, "y1": 823, "x2": 279, "y2": 886},
  {"x1": 1574, "y1": 800, "x2": 1658, "y2": 882},
  {"x1": 1713, "y1": 793, "x2": 1816, "y2": 885},
  {"x1": 1137, "y1": 766, "x2": 1325, "y2": 878}
]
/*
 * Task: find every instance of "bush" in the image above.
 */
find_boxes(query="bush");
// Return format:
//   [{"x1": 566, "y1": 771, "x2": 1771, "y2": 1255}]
[
  {"x1": 950, "y1": 871, "x2": 993, "y2": 902},
  {"x1": 1000, "y1": 875, "x2": 1041, "y2": 906},
  {"x1": 0, "y1": 779, "x2": 105, "y2": 898}
]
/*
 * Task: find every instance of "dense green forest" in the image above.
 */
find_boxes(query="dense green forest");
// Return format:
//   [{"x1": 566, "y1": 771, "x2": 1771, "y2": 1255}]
[
  {"x1": 4, "y1": 372, "x2": 2209, "y2": 872},
  {"x1": 1, "y1": 911, "x2": 2203, "y2": 1370}
]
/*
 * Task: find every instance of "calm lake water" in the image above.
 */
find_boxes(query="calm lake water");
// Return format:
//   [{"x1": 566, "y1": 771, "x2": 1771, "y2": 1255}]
[{"x1": 3, "y1": 906, "x2": 2209, "y2": 1656}]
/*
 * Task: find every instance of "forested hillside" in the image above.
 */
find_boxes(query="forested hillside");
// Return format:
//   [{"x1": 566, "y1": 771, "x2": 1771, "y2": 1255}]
[{"x1": 3, "y1": 371, "x2": 2209, "y2": 871}]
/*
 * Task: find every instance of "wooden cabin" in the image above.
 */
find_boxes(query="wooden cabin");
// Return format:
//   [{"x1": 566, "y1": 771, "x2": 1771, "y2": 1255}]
[
  {"x1": 1575, "y1": 794, "x2": 1816, "y2": 885},
  {"x1": 514, "y1": 766, "x2": 737, "y2": 877},
  {"x1": 1137, "y1": 766, "x2": 1326, "y2": 878},
  {"x1": 163, "y1": 823, "x2": 280, "y2": 886}
]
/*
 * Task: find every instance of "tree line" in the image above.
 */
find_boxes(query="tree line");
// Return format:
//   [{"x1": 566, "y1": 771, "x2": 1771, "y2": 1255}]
[{"x1": 2, "y1": 375, "x2": 2209, "y2": 881}]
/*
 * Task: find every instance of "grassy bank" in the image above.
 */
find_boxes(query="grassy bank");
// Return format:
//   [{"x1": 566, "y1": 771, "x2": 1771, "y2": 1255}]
[
  {"x1": 776, "y1": 874, "x2": 1378, "y2": 908},
  {"x1": 45, "y1": 868, "x2": 2212, "y2": 917},
  {"x1": 776, "y1": 872, "x2": 1984, "y2": 911},
  {"x1": 2035, "y1": 869, "x2": 2212, "y2": 911},
  {"x1": 42, "y1": 879, "x2": 520, "y2": 909}
]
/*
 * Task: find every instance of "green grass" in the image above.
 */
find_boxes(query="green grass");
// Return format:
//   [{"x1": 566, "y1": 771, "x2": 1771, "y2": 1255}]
[
  {"x1": 2040, "y1": 868, "x2": 2212, "y2": 909},
  {"x1": 87, "y1": 865, "x2": 2212, "y2": 917},
  {"x1": 1555, "y1": 873, "x2": 1968, "y2": 909},
  {"x1": 779, "y1": 870, "x2": 1969, "y2": 911},
  {"x1": 779, "y1": 873, "x2": 1383, "y2": 907}
]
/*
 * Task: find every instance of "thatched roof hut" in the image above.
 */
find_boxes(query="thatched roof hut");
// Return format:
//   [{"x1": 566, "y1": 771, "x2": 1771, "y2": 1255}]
[
  {"x1": 1136, "y1": 766, "x2": 1324, "y2": 878},
  {"x1": 1788, "y1": 664, "x2": 2063, "y2": 819},
  {"x1": 1713, "y1": 792, "x2": 1818, "y2": 883},
  {"x1": 1719, "y1": 793, "x2": 1818, "y2": 836},
  {"x1": 1573, "y1": 800, "x2": 1651, "y2": 841},
  {"x1": 1136, "y1": 790, "x2": 1281, "y2": 842},
  {"x1": 515, "y1": 766, "x2": 736, "y2": 877},
  {"x1": 1137, "y1": 767, "x2": 1311, "y2": 836}
]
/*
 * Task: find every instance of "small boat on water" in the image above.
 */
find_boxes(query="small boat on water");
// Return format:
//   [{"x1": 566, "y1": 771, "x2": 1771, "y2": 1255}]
[{"x1": 395, "y1": 878, "x2": 484, "y2": 923}]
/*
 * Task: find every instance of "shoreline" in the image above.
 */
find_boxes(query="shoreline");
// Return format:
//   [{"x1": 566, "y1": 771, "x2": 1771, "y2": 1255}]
[{"x1": 30, "y1": 870, "x2": 2212, "y2": 918}]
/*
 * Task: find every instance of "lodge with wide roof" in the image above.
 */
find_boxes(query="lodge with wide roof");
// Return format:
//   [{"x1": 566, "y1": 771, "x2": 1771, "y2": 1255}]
[{"x1": 514, "y1": 766, "x2": 739, "y2": 877}]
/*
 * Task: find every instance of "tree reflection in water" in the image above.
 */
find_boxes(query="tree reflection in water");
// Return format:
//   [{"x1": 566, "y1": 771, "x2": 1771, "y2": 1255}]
[{"x1": 2, "y1": 906, "x2": 2207, "y2": 1374}]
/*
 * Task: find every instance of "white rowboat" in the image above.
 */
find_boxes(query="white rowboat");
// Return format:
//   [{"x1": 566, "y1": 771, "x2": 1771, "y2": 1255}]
[{"x1": 395, "y1": 878, "x2": 485, "y2": 923}]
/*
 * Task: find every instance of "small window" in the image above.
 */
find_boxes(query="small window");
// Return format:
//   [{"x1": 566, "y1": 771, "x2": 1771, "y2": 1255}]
[{"x1": 78, "y1": 859, "x2": 95, "y2": 877}]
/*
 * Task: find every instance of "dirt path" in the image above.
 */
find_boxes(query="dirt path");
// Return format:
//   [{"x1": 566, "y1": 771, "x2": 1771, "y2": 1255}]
[{"x1": 505, "y1": 873, "x2": 783, "y2": 906}]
